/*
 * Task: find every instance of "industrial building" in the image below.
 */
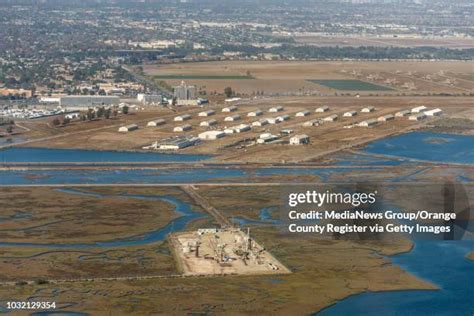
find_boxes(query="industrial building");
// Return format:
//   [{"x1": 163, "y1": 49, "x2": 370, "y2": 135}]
[
  {"x1": 137, "y1": 94, "x2": 162, "y2": 105},
  {"x1": 147, "y1": 119, "x2": 166, "y2": 127},
  {"x1": 343, "y1": 111, "x2": 357, "y2": 117},
  {"x1": 409, "y1": 113, "x2": 427, "y2": 121},
  {"x1": 224, "y1": 114, "x2": 241, "y2": 122},
  {"x1": 424, "y1": 108, "x2": 443, "y2": 116},
  {"x1": 198, "y1": 131, "x2": 226, "y2": 140},
  {"x1": 316, "y1": 106, "x2": 330, "y2": 113},
  {"x1": 222, "y1": 105, "x2": 238, "y2": 112},
  {"x1": 395, "y1": 110, "x2": 411, "y2": 117},
  {"x1": 173, "y1": 81, "x2": 196, "y2": 101},
  {"x1": 290, "y1": 134, "x2": 310, "y2": 145},
  {"x1": 146, "y1": 136, "x2": 200, "y2": 150},
  {"x1": 378, "y1": 114, "x2": 395, "y2": 122},
  {"x1": 411, "y1": 106, "x2": 427, "y2": 113},
  {"x1": 247, "y1": 110, "x2": 263, "y2": 117},
  {"x1": 118, "y1": 124, "x2": 138, "y2": 132},
  {"x1": 198, "y1": 110, "x2": 215, "y2": 117},
  {"x1": 358, "y1": 119, "x2": 378, "y2": 127},
  {"x1": 269, "y1": 106, "x2": 284, "y2": 113},
  {"x1": 361, "y1": 106, "x2": 375, "y2": 113},
  {"x1": 174, "y1": 124, "x2": 192, "y2": 132},
  {"x1": 59, "y1": 96, "x2": 120, "y2": 109},
  {"x1": 200, "y1": 119, "x2": 218, "y2": 127},
  {"x1": 295, "y1": 110, "x2": 310, "y2": 117},
  {"x1": 252, "y1": 119, "x2": 269, "y2": 127},
  {"x1": 257, "y1": 133, "x2": 280, "y2": 144},
  {"x1": 174, "y1": 114, "x2": 192, "y2": 121},
  {"x1": 323, "y1": 115, "x2": 338, "y2": 122}
]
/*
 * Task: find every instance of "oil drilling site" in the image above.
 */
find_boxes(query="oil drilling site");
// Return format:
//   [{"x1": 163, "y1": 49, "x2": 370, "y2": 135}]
[{"x1": 170, "y1": 228, "x2": 291, "y2": 276}]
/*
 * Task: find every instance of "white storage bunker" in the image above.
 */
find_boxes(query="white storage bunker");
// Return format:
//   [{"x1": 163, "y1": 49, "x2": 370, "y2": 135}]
[
  {"x1": 222, "y1": 105, "x2": 238, "y2": 113},
  {"x1": 290, "y1": 134, "x2": 310, "y2": 145},
  {"x1": 409, "y1": 113, "x2": 427, "y2": 121},
  {"x1": 224, "y1": 114, "x2": 241, "y2": 122},
  {"x1": 198, "y1": 110, "x2": 215, "y2": 117},
  {"x1": 174, "y1": 124, "x2": 192, "y2": 132},
  {"x1": 224, "y1": 124, "x2": 251, "y2": 134},
  {"x1": 411, "y1": 106, "x2": 427, "y2": 113},
  {"x1": 277, "y1": 114, "x2": 290, "y2": 122},
  {"x1": 247, "y1": 110, "x2": 263, "y2": 117},
  {"x1": 295, "y1": 110, "x2": 310, "y2": 117},
  {"x1": 361, "y1": 106, "x2": 375, "y2": 113},
  {"x1": 302, "y1": 119, "x2": 321, "y2": 127},
  {"x1": 358, "y1": 119, "x2": 378, "y2": 127},
  {"x1": 323, "y1": 115, "x2": 338, "y2": 122},
  {"x1": 378, "y1": 114, "x2": 395, "y2": 122},
  {"x1": 147, "y1": 119, "x2": 166, "y2": 127},
  {"x1": 174, "y1": 114, "x2": 192, "y2": 121},
  {"x1": 268, "y1": 106, "x2": 284, "y2": 113},
  {"x1": 395, "y1": 110, "x2": 411, "y2": 117},
  {"x1": 118, "y1": 124, "x2": 138, "y2": 132},
  {"x1": 343, "y1": 111, "x2": 357, "y2": 117},
  {"x1": 252, "y1": 119, "x2": 269, "y2": 127},
  {"x1": 316, "y1": 106, "x2": 330, "y2": 113},
  {"x1": 200, "y1": 119, "x2": 218, "y2": 127}
]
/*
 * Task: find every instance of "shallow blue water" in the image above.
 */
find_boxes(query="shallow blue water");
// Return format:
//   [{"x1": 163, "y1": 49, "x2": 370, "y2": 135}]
[
  {"x1": 317, "y1": 240, "x2": 474, "y2": 316},
  {"x1": 0, "y1": 188, "x2": 205, "y2": 249},
  {"x1": 0, "y1": 147, "x2": 210, "y2": 163},
  {"x1": 0, "y1": 167, "x2": 369, "y2": 185},
  {"x1": 364, "y1": 131, "x2": 474, "y2": 164},
  {"x1": 232, "y1": 206, "x2": 281, "y2": 226}
]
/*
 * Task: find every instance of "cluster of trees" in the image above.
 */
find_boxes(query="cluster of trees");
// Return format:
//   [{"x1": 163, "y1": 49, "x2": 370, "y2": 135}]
[
  {"x1": 211, "y1": 44, "x2": 474, "y2": 61},
  {"x1": 51, "y1": 105, "x2": 129, "y2": 128},
  {"x1": 80, "y1": 106, "x2": 121, "y2": 122}
]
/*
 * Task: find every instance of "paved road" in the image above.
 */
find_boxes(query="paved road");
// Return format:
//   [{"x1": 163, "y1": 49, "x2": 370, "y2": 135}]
[{"x1": 122, "y1": 65, "x2": 173, "y2": 98}]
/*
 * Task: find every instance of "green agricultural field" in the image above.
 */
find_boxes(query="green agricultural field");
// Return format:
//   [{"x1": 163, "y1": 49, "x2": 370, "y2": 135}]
[
  {"x1": 308, "y1": 79, "x2": 394, "y2": 91},
  {"x1": 154, "y1": 74, "x2": 254, "y2": 80}
]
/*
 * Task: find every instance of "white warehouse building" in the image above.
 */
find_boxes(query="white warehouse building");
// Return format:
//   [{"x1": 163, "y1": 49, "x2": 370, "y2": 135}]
[
  {"x1": 198, "y1": 131, "x2": 226, "y2": 140},
  {"x1": 60, "y1": 96, "x2": 120, "y2": 109},
  {"x1": 411, "y1": 106, "x2": 428, "y2": 113},
  {"x1": 424, "y1": 108, "x2": 443, "y2": 116}
]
